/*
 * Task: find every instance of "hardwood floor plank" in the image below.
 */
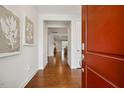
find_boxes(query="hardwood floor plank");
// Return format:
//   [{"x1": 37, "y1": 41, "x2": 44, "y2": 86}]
[{"x1": 25, "y1": 52, "x2": 81, "y2": 88}]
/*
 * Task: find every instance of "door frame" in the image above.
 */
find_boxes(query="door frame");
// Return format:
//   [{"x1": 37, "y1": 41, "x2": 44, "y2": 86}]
[{"x1": 38, "y1": 14, "x2": 81, "y2": 69}]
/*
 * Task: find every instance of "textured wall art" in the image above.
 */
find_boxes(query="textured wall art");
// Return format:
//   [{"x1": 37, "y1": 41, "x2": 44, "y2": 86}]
[
  {"x1": 0, "y1": 6, "x2": 20, "y2": 57},
  {"x1": 25, "y1": 16, "x2": 34, "y2": 45}
]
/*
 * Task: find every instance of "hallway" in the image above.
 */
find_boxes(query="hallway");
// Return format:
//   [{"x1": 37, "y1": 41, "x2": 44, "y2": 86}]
[{"x1": 25, "y1": 53, "x2": 81, "y2": 88}]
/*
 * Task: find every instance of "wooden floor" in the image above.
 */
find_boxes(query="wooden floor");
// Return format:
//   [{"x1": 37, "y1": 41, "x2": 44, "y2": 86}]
[{"x1": 25, "y1": 53, "x2": 81, "y2": 88}]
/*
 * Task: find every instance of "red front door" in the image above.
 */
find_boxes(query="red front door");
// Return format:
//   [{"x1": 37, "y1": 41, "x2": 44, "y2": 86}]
[{"x1": 82, "y1": 6, "x2": 124, "y2": 88}]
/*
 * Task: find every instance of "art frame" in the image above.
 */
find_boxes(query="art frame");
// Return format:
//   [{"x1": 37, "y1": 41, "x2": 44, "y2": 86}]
[
  {"x1": 23, "y1": 16, "x2": 34, "y2": 46},
  {"x1": 0, "y1": 6, "x2": 20, "y2": 58}
]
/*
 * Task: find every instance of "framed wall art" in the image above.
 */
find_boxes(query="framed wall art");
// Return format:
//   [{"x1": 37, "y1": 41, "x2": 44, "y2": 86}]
[
  {"x1": 24, "y1": 16, "x2": 34, "y2": 46},
  {"x1": 0, "y1": 6, "x2": 20, "y2": 57}
]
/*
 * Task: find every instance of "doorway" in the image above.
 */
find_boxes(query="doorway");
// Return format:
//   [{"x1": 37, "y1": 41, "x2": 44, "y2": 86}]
[
  {"x1": 46, "y1": 20, "x2": 70, "y2": 67},
  {"x1": 25, "y1": 20, "x2": 82, "y2": 88},
  {"x1": 61, "y1": 40, "x2": 68, "y2": 61}
]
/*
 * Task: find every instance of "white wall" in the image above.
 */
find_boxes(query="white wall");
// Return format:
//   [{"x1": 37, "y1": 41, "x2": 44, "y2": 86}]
[
  {"x1": 48, "y1": 34, "x2": 54, "y2": 57},
  {"x1": 43, "y1": 21, "x2": 48, "y2": 69},
  {"x1": 0, "y1": 5, "x2": 38, "y2": 88},
  {"x1": 70, "y1": 18, "x2": 81, "y2": 69},
  {"x1": 67, "y1": 25, "x2": 71, "y2": 67},
  {"x1": 73, "y1": 19, "x2": 82, "y2": 68}
]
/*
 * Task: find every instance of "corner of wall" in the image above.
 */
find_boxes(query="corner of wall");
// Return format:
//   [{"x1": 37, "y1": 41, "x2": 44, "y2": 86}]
[
  {"x1": 43, "y1": 61, "x2": 48, "y2": 70},
  {"x1": 19, "y1": 68, "x2": 38, "y2": 88}
]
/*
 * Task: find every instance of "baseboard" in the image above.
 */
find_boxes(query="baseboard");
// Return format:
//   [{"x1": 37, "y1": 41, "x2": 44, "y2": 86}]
[
  {"x1": 66, "y1": 62, "x2": 71, "y2": 70},
  {"x1": 71, "y1": 65, "x2": 81, "y2": 69},
  {"x1": 48, "y1": 56, "x2": 53, "y2": 58},
  {"x1": 19, "y1": 69, "x2": 38, "y2": 88},
  {"x1": 43, "y1": 61, "x2": 48, "y2": 70}
]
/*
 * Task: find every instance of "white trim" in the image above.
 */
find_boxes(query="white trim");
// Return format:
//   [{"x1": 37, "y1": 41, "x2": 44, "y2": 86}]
[
  {"x1": 38, "y1": 14, "x2": 73, "y2": 69},
  {"x1": 43, "y1": 61, "x2": 48, "y2": 70},
  {"x1": 23, "y1": 44, "x2": 34, "y2": 47},
  {"x1": 38, "y1": 14, "x2": 81, "y2": 70},
  {"x1": 19, "y1": 69, "x2": 38, "y2": 88},
  {"x1": 0, "y1": 52, "x2": 20, "y2": 58}
]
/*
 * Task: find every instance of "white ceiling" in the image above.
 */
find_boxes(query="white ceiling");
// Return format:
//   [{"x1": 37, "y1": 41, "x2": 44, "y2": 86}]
[
  {"x1": 54, "y1": 36, "x2": 68, "y2": 41},
  {"x1": 48, "y1": 28, "x2": 68, "y2": 41},
  {"x1": 48, "y1": 28, "x2": 68, "y2": 35},
  {"x1": 46, "y1": 20, "x2": 70, "y2": 28},
  {"x1": 36, "y1": 5, "x2": 81, "y2": 15}
]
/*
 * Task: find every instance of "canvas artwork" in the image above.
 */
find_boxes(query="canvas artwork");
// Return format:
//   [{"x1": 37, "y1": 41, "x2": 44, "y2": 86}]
[
  {"x1": 0, "y1": 6, "x2": 20, "y2": 57},
  {"x1": 25, "y1": 16, "x2": 34, "y2": 45}
]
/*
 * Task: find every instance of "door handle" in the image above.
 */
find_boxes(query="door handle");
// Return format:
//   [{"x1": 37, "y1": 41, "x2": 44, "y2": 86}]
[{"x1": 82, "y1": 68, "x2": 84, "y2": 72}]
